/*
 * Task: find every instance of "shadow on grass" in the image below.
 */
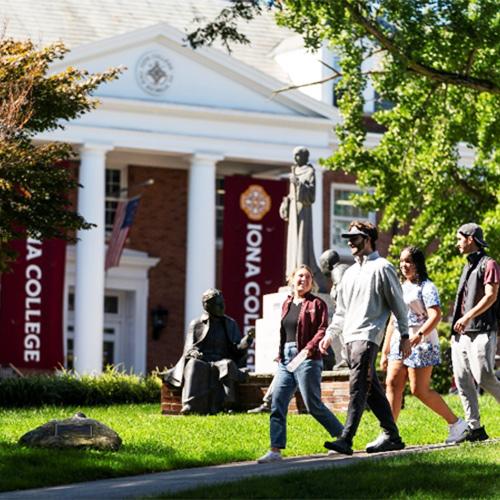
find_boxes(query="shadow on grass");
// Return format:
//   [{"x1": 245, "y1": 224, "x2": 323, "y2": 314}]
[
  {"x1": 0, "y1": 441, "x2": 167, "y2": 492},
  {"x1": 0, "y1": 440, "x2": 254, "y2": 493},
  {"x1": 165, "y1": 445, "x2": 500, "y2": 499}
]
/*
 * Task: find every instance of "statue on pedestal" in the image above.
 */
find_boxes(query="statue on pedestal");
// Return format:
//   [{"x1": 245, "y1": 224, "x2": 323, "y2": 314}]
[
  {"x1": 164, "y1": 289, "x2": 253, "y2": 414},
  {"x1": 320, "y1": 249, "x2": 349, "y2": 368},
  {"x1": 279, "y1": 146, "x2": 328, "y2": 291}
]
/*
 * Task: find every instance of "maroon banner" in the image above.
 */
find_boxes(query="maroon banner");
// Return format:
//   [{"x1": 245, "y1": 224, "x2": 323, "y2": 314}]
[
  {"x1": 222, "y1": 176, "x2": 288, "y2": 368},
  {"x1": 0, "y1": 238, "x2": 66, "y2": 370}
]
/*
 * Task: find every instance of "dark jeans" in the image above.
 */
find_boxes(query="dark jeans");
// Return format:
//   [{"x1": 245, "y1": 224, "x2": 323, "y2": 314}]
[
  {"x1": 270, "y1": 342, "x2": 344, "y2": 449},
  {"x1": 342, "y1": 340, "x2": 399, "y2": 445}
]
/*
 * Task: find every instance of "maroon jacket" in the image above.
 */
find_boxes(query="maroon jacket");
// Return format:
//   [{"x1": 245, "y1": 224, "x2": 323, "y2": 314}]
[{"x1": 279, "y1": 292, "x2": 329, "y2": 361}]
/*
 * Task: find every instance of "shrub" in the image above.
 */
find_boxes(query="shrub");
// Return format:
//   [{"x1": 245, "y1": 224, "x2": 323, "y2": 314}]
[
  {"x1": 0, "y1": 367, "x2": 161, "y2": 407},
  {"x1": 431, "y1": 322, "x2": 453, "y2": 394}
]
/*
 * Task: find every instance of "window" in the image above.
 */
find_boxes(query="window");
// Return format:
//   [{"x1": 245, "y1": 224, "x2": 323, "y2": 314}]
[
  {"x1": 330, "y1": 184, "x2": 376, "y2": 254},
  {"x1": 104, "y1": 296, "x2": 119, "y2": 314},
  {"x1": 332, "y1": 55, "x2": 343, "y2": 108},
  {"x1": 68, "y1": 293, "x2": 119, "y2": 315},
  {"x1": 105, "y1": 168, "x2": 126, "y2": 232},
  {"x1": 216, "y1": 176, "x2": 225, "y2": 242},
  {"x1": 66, "y1": 326, "x2": 117, "y2": 370},
  {"x1": 103, "y1": 327, "x2": 116, "y2": 368},
  {"x1": 66, "y1": 328, "x2": 74, "y2": 370},
  {"x1": 374, "y1": 91, "x2": 394, "y2": 111}
]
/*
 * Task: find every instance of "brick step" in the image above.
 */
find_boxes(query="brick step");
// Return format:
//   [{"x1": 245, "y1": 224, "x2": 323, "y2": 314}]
[{"x1": 161, "y1": 370, "x2": 350, "y2": 415}]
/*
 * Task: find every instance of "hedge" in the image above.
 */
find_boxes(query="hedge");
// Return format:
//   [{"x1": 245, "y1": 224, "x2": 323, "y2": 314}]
[
  {"x1": 1, "y1": 323, "x2": 456, "y2": 408},
  {"x1": 431, "y1": 322, "x2": 453, "y2": 394},
  {"x1": 0, "y1": 368, "x2": 162, "y2": 407}
]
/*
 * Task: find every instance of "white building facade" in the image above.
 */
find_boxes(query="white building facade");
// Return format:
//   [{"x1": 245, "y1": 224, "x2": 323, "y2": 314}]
[{"x1": 1, "y1": 0, "x2": 381, "y2": 374}]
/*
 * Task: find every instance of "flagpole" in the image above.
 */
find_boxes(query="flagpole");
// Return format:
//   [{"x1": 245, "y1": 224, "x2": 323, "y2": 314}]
[
  {"x1": 104, "y1": 179, "x2": 155, "y2": 274},
  {"x1": 118, "y1": 178, "x2": 155, "y2": 198}
]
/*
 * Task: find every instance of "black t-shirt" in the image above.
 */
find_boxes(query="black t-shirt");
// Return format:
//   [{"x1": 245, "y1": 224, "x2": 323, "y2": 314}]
[{"x1": 282, "y1": 301, "x2": 301, "y2": 343}]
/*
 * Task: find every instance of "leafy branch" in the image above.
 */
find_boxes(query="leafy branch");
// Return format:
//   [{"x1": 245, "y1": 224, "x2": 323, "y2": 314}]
[{"x1": 343, "y1": 1, "x2": 499, "y2": 94}]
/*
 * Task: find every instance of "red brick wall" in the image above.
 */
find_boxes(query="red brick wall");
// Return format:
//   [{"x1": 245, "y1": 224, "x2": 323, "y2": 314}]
[
  {"x1": 161, "y1": 372, "x2": 350, "y2": 414},
  {"x1": 127, "y1": 166, "x2": 188, "y2": 372}
]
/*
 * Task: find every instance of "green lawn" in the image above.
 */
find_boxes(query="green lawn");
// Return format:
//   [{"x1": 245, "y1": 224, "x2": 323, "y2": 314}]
[{"x1": 0, "y1": 395, "x2": 498, "y2": 493}]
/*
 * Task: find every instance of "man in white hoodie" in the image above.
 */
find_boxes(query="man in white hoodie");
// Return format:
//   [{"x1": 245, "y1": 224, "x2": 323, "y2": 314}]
[{"x1": 320, "y1": 221, "x2": 410, "y2": 455}]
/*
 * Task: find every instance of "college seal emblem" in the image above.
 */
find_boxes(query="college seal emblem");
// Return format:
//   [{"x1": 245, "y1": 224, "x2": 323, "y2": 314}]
[
  {"x1": 240, "y1": 185, "x2": 272, "y2": 221},
  {"x1": 136, "y1": 52, "x2": 174, "y2": 96}
]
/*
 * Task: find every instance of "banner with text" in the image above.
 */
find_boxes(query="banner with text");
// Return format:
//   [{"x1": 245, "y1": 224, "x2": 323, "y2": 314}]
[
  {"x1": 222, "y1": 176, "x2": 287, "y2": 369},
  {"x1": 0, "y1": 238, "x2": 66, "y2": 370}
]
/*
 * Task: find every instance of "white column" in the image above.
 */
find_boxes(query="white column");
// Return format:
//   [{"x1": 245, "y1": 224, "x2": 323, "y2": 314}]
[
  {"x1": 313, "y1": 162, "x2": 325, "y2": 259},
  {"x1": 184, "y1": 153, "x2": 221, "y2": 332},
  {"x1": 74, "y1": 143, "x2": 112, "y2": 374},
  {"x1": 133, "y1": 283, "x2": 148, "y2": 374}
]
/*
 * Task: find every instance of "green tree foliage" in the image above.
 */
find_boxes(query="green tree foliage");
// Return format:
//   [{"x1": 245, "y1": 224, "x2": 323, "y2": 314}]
[
  {"x1": 188, "y1": 0, "x2": 500, "y2": 307},
  {"x1": 0, "y1": 39, "x2": 120, "y2": 271}
]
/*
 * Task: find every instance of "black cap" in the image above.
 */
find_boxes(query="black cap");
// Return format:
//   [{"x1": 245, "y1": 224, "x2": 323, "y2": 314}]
[{"x1": 458, "y1": 223, "x2": 488, "y2": 247}]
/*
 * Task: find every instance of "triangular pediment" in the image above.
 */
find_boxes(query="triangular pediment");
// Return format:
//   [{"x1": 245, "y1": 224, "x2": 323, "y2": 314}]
[{"x1": 52, "y1": 23, "x2": 339, "y2": 121}]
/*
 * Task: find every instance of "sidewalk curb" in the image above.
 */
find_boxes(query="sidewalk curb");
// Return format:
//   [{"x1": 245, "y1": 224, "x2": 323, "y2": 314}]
[{"x1": 0, "y1": 440, "x2": 497, "y2": 499}]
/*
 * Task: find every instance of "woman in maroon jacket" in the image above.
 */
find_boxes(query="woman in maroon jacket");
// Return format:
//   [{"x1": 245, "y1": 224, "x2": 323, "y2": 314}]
[{"x1": 257, "y1": 265, "x2": 344, "y2": 463}]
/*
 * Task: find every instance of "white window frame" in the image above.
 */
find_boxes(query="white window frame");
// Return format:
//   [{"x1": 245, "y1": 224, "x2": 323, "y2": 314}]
[
  {"x1": 105, "y1": 167, "x2": 127, "y2": 234},
  {"x1": 216, "y1": 175, "x2": 225, "y2": 247},
  {"x1": 330, "y1": 183, "x2": 376, "y2": 257}
]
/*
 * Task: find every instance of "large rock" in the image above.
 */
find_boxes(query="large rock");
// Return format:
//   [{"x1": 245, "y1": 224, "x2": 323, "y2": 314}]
[{"x1": 18, "y1": 412, "x2": 122, "y2": 451}]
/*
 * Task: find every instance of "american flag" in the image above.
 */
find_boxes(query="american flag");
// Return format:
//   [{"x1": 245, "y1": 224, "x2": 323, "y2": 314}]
[{"x1": 105, "y1": 196, "x2": 141, "y2": 271}]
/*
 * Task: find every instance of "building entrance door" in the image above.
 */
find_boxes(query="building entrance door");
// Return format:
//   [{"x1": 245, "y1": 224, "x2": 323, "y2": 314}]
[{"x1": 66, "y1": 290, "x2": 126, "y2": 371}]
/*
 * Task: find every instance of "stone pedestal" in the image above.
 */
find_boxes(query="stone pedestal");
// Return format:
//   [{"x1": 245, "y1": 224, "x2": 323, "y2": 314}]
[{"x1": 254, "y1": 291, "x2": 288, "y2": 374}]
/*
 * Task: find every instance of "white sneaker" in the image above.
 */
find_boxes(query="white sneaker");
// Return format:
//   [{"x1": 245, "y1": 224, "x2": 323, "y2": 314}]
[
  {"x1": 446, "y1": 418, "x2": 469, "y2": 444},
  {"x1": 257, "y1": 450, "x2": 282, "y2": 464}
]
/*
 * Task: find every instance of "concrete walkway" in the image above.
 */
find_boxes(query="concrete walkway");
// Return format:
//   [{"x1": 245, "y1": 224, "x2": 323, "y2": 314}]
[{"x1": 1, "y1": 441, "x2": 482, "y2": 500}]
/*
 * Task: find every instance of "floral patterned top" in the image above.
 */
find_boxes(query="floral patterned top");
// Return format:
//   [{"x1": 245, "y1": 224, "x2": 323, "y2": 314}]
[{"x1": 404, "y1": 280, "x2": 440, "y2": 326}]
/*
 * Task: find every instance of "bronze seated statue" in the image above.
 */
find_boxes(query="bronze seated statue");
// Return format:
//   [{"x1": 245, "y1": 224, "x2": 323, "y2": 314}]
[{"x1": 164, "y1": 288, "x2": 253, "y2": 414}]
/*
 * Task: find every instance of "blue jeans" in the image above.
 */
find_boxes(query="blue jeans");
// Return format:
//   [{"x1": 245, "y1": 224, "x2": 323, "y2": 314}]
[{"x1": 270, "y1": 342, "x2": 344, "y2": 449}]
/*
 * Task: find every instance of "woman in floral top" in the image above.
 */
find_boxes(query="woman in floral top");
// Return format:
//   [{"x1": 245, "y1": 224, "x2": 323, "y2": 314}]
[{"x1": 380, "y1": 247, "x2": 468, "y2": 444}]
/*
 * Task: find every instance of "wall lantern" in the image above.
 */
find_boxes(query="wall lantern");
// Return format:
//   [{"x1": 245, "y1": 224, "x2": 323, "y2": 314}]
[{"x1": 151, "y1": 305, "x2": 168, "y2": 340}]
